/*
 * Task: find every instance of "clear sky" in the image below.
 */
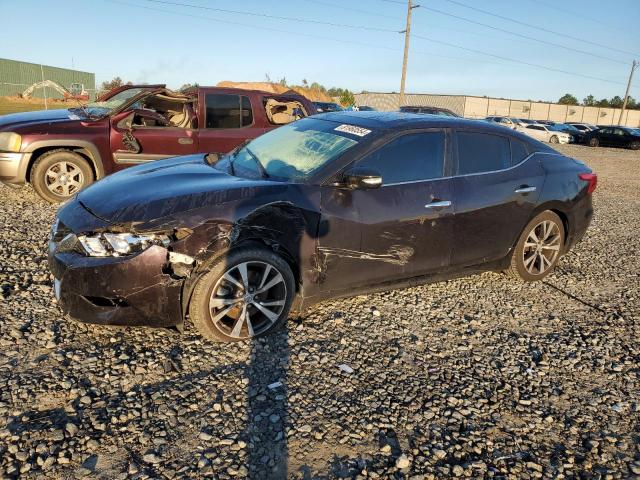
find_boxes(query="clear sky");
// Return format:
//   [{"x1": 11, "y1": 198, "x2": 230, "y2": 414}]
[{"x1": 1, "y1": 0, "x2": 639, "y2": 102}]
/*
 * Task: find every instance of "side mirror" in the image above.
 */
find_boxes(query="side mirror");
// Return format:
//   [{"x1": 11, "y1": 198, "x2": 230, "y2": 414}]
[{"x1": 341, "y1": 166, "x2": 382, "y2": 189}]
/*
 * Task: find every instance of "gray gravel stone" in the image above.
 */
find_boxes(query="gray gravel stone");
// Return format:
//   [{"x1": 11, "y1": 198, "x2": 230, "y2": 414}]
[{"x1": 0, "y1": 145, "x2": 638, "y2": 478}]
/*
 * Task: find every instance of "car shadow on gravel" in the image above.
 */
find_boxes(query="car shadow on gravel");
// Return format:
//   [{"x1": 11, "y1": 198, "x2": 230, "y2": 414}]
[{"x1": 244, "y1": 328, "x2": 290, "y2": 479}]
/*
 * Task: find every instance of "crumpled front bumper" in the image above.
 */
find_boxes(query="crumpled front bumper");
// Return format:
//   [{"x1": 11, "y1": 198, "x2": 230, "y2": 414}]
[
  {"x1": 47, "y1": 198, "x2": 186, "y2": 328},
  {"x1": 0, "y1": 152, "x2": 31, "y2": 184},
  {"x1": 49, "y1": 245, "x2": 184, "y2": 328}
]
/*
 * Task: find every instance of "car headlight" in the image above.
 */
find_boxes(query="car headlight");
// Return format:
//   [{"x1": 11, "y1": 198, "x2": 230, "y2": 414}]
[
  {"x1": 77, "y1": 232, "x2": 170, "y2": 257},
  {"x1": 0, "y1": 132, "x2": 22, "y2": 152}
]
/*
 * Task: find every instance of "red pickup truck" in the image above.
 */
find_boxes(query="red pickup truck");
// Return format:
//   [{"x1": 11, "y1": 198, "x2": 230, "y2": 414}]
[{"x1": 0, "y1": 84, "x2": 316, "y2": 202}]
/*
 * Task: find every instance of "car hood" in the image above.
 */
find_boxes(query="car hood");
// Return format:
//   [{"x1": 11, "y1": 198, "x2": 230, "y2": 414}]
[
  {"x1": 76, "y1": 154, "x2": 278, "y2": 224},
  {"x1": 0, "y1": 108, "x2": 87, "y2": 130}
]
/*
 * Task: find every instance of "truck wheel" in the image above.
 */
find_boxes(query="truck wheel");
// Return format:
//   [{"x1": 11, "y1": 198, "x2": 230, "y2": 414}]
[
  {"x1": 504, "y1": 211, "x2": 565, "y2": 282},
  {"x1": 549, "y1": 135, "x2": 559, "y2": 144},
  {"x1": 31, "y1": 149, "x2": 94, "y2": 203},
  {"x1": 588, "y1": 137, "x2": 599, "y2": 147},
  {"x1": 189, "y1": 247, "x2": 295, "y2": 342}
]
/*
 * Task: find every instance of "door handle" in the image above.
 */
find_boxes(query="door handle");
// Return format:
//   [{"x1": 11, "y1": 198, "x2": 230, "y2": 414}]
[
  {"x1": 515, "y1": 186, "x2": 536, "y2": 194},
  {"x1": 178, "y1": 137, "x2": 193, "y2": 145},
  {"x1": 424, "y1": 200, "x2": 452, "y2": 209}
]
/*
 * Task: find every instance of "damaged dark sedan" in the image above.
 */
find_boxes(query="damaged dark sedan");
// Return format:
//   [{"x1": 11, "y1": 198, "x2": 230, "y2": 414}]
[{"x1": 48, "y1": 112, "x2": 596, "y2": 342}]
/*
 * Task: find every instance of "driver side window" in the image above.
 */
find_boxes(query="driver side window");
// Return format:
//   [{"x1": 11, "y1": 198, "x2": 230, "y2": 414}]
[{"x1": 355, "y1": 131, "x2": 445, "y2": 185}]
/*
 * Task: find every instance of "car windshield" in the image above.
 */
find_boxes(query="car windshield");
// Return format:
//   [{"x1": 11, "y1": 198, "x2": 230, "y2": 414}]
[
  {"x1": 223, "y1": 118, "x2": 364, "y2": 181},
  {"x1": 78, "y1": 88, "x2": 149, "y2": 118},
  {"x1": 625, "y1": 128, "x2": 640, "y2": 135}
]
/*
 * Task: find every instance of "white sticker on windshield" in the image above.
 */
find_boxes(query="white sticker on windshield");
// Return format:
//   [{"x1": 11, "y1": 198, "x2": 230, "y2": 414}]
[{"x1": 334, "y1": 124, "x2": 371, "y2": 137}]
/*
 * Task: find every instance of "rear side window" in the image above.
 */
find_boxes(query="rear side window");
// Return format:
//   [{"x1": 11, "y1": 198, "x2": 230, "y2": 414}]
[
  {"x1": 510, "y1": 139, "x2": 529, "y2": 165},
  {"x1": 205, "y1": 94, "x2": 253, "y2": 128},
  {"x1": 457, "y1": 132, "x2": 510, "y2": 175},
  {"x1": 357, "y1": 131, "x2": 445, "y2": 184}
]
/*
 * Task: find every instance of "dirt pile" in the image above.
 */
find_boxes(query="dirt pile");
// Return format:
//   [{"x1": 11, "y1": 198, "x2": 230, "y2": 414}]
[{"x1": 216, "y1": 81, "x2": 332, "y2": 102}]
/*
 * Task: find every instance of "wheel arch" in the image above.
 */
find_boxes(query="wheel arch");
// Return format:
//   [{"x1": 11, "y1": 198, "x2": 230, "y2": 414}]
[
  {"x1": 24, "y1": 140, "x2": 105, "y2": 182},
  {"x1": 180, "y1": 203, "x2": 316, "y2": 319},
  {"x1": 528, "y1": 202, "x2": 570, "y2": 246}
]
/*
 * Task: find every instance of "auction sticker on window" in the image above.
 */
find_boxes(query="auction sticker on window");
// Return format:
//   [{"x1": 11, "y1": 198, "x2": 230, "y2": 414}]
[{"x1": 334, "y1": 124, "x2": 371, "y2": 137}]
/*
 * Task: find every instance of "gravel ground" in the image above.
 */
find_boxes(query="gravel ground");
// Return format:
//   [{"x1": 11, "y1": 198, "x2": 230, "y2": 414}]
[{"x1": 0, "y1": 144, "x2": 639, "y2": 479}]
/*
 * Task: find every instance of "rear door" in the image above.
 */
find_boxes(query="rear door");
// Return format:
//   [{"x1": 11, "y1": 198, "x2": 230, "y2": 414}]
[
  {"x1": 318, "y1": 129, "x2": 454, "y2": 290},
  {"x1": 450, "y1": 130, "x2": 545, "y2": 267},
  {"x1": 197, "y1": 92, "x2": 265, "y2": 155},
  {"x1": 597, "y1": 128, "x2": 614, "y2": 146}
]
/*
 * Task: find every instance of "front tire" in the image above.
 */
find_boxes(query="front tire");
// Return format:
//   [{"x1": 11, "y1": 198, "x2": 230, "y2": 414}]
[
  {"x1": 31, "y1": 149, "x2": 94, "y2": 203},
  {"x1": 588, "y1": 137, "x2": 599, "y2": 147},
  {"x1": 629, "y1": 141, "x2": 640, "y2": 150},
  {"x1": 189, "y1": 247, "x2": 295, "y2": 342},
  {"x1": 549, "y1": 135, "x2": 559, "y2": 144},
  {"x1": 505, "y1": 211, "x2": 565, "y2": 282}
]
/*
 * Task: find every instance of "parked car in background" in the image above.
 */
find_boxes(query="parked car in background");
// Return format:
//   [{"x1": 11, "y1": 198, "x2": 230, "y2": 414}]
[
  {"x1": 520, "y1": 124, "x2": 571, "y2": 144},
  {"x1": 0, "y1": 84, "x2": 316, "y2": 203},
  {"x1": 485, "y1": 116, "x2": 525, "y2": 130},
  {"x1": 548, "y1": 123, "x2": 586, "y2": 143},
  {"x1": 313, "y1": 102, "x2": 344, "y2": 113},
  {"x1": 518, "y1": 119, "x2": 542, "y2": 126},
  {"x1": 566, "y1": 122, "x2": 597, "y2": 132},
  {"x1": 399, "y1": 106, "x2": 460, "y2": 117},
  {"x1": 357, "y1": 105, "x2": 377, "y2": 111},
  {"x1": 584, "y1": 126, "x2": 640, "y2": 149},
  {"x1": 534, "y1": 120, "x2": 556, "y2": 126},
  {"x1": 48, "y1": 111, "x2": 595, "y2": 342}
]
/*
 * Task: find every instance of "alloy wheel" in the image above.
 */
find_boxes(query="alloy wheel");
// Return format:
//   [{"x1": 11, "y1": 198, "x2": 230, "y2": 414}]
[
  {"x1": 522, "y1": 220, "x2": 561, "y2": 275},
  {"x1": 45, "y1": 161, "x2": 84, "y2": 197},
  {"x1": 208, "y1": 261, "x2": 287, "y2": 339}
]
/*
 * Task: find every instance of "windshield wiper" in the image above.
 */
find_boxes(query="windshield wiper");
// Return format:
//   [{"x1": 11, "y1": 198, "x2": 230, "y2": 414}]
[{"x1": 244, "y1": 147, "x2": 269, "y2": 178}]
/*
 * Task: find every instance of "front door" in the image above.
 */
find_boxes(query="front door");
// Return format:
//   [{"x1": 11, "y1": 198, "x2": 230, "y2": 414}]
[
  {"x1": 317, "y1": 130, "x2": 454, "y2": 291},
  {"x1": 451, "y1": 131, "x2": 545, "y2": 266},
  {"x1": 110, "y1": 111, "x2": 198, "y2": 168},
  {"x1": 611, "y1": 128, "x2": 629, "y2": 147}
]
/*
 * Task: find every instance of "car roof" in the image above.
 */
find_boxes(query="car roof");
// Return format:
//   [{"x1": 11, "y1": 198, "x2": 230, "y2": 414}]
[
  {"x1": 316, "y1": 111, "x2": 551, "y2": 150},
  {"x1": 319, "y1": 110, "x2": 500, "y2": 131}
]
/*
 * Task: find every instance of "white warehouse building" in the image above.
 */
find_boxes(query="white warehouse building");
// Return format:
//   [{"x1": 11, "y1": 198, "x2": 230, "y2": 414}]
[{"x1": 354, "y1": 92, "x2": 640, "y2": 128}]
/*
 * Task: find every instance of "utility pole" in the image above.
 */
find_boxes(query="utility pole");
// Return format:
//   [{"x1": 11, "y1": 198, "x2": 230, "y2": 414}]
[
  {"x1": 399, "y1": 0, "x2": 419, "y2": 107},
  {"x1": 618, "y1": 60, "x2": 638, "y2": 126}
]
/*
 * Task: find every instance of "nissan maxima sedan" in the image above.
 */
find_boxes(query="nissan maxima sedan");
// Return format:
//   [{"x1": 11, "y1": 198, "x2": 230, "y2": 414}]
[{"x1": 48, "y1": 112, "x2": 596, "y2": 342}]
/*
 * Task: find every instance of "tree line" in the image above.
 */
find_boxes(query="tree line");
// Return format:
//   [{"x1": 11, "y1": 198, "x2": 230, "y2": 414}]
[{"x1": 558, "y1": 93, "x2": 638, "y2": 109}]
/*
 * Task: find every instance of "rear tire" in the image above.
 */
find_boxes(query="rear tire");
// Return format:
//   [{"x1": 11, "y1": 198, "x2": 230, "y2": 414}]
[
  {"x1": 189, "y1": 247, "x2": 295, "y2": 342},
  {"x1": 549, "y1": 135, "x2": 559, "y2": 144},
  {"x1": 588, "y1": 137, "x2": 599, "y2": 147},
  {"x1": 31, "y1": 149, "x2": 94, "y2": 203},
  {"x1": 504, "y1": 211, "x2": 565, "y2": 282}
]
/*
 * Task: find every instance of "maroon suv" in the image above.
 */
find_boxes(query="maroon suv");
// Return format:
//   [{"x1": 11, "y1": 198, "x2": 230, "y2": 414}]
[{"x1": 0, "y1": 84, "x2": 316, "y2": 202}]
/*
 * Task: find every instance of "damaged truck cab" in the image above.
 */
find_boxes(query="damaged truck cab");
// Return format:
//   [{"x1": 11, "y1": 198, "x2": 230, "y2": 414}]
[{"x1": 0, "y1": 84, "x2": 316, "y2": 203}]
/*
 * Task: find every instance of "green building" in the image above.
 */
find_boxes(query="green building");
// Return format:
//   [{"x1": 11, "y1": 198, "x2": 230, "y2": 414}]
[{"x1": 0, "y1": 58, "x2": 95, "y2": 100}]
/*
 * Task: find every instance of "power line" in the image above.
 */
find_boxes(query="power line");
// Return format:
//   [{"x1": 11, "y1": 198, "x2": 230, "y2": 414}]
[
  {"x1": 419, "y1": 5, "x2": 629, "y2": 66},
  {"x1": 440, "y1": 0, "x2": 640, "y2": 58},
  {"x1": 108, "y1": 0, "x2": 628, "y2": 88},
  {"x1": 528, "y1": 0, "x2": 623, "y2": 32},
  {"x1": 111, "y1": 0, "x2": 500, "y2": 65},
  {"x1": 301, "y1": 0, "x2": 403, "y2": 19},
  {"x1": 141, "y1": 0, "x2": 399, "y2": 32},
  {"x1": 411, "y1": 33, "x2": 627, "y2": 86},
  {"x1": 306, "y1": 0, "x2": 630, "y2": 67}
]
